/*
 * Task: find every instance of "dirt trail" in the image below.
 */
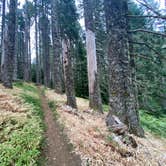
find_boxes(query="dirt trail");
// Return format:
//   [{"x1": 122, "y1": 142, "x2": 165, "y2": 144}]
[{"x1": 39, "y1": 89, "x2": 81, "y2": 166}]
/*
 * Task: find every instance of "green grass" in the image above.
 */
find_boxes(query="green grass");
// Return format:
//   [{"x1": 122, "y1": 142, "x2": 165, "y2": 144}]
[
  {"x1": 48, "y1": 100, "x2": 59, "y2": 120},
  {"x1": 14, "y1": 81, "x2": 38, "y2": 93},
  {"x1": 103, "y1": 104, "x2": 109, "y2": 112},
  {"x1": 140, "y1": 110, "x2": 166, "y2": 138},
  {"x1": 0, "y1": 83, "x2": 44, "y2": 166},
  {"x1": 102, "y1": 104, "x2": 166, "y2": 138}
]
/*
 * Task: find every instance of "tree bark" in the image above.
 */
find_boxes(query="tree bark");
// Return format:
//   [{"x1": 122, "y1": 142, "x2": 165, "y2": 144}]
[
  {"x1": 51, "y1": 0, "x2": 63, "y2": 93},
  {"x1": 83, "y1": 0, "x2": 103, "y2": 113},
  {"x1": 24, "y1": 7, "x2": 30, "y2": 81},
  {"x1": 3, "y1": 0, "x2": 17, "y2": 88},
  {"x1": 62, "y1": 38, "x2": 77, "y2": 109},
  {"x1": 41, "y1": 14, "x2": 50, "y2": 87},
  {"x1": 104, "y1": 0, "x2": 144, "y2": 137},
  {"x1": 13, "y1": 24, "x2": 18, "y2": 81},
  {"x1": 28, "y1": 23, "x2": 31, "y2": 81},
  {"x1": 35, "y1": 0, "x2": 40, "y2": 84},
  {"x1": 0, "y1": 0, "x2": 6, "y2": 81}
]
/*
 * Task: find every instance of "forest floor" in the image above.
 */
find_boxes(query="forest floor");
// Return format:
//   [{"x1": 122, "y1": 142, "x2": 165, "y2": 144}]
[
  {"x1": 0, "y1": 82, "x2": 166, "y2": 166},
  {"x1": 46, "y1": 88, "x2": 166, "y2": 166},
  {"x1": 39, "y1": 87, "x2": 81, "y2": 166},
  {"x1": 0, "y1": 82, "x2": 43, "y2": 165}
]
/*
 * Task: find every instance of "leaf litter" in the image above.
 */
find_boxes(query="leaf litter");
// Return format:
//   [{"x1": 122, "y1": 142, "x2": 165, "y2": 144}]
[{"x1": 46, "y1": 89, "x2": 166, "y2": 166}]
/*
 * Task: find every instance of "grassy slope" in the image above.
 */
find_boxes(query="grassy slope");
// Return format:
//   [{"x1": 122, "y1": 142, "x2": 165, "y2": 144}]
[
  {"x1": 0, "y1": 82, "x2": 44, "y2": 166},
  {"x1": 140, "y1": 110, "x2": 166, "y2": 138}
]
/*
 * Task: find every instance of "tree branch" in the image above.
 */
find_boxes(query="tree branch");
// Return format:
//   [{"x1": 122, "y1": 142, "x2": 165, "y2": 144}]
[
  {"x1": 129, "y1": 29, "x2": 166, "y2": 37},
  {"x1": 136, "y1": 0, "x2": 162, "y2": 17},
  {"x1": 135, "y1": 54, "x2": 153, "y2": 61},
  {"x1": 127, "y1": 15, "x2": 166, "y2": 20},
  {"x1": 129, "y1": 41, "x2": 162, "y2": 57}
]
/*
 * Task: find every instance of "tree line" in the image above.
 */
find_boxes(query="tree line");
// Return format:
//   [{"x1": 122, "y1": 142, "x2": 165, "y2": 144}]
[{"x1": 0, "y1": 0, "x2": 165, "y2": 137}]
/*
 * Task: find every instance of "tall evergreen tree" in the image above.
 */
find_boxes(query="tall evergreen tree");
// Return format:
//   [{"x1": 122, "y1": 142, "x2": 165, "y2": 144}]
[
  {"x1": 51, "y1": 0, "x2": 63, "y2": 93},
  {"x1": 40, "y1": 0, "x2": 51, "y2": 87},
  {"x1": 23, "y1": 1, "x2": 34, "y2": 81},
  {"x1": 104, "y1": 0, "x2": 144, "y2": 137},
  {"x1": 83, "y1": 0, "x2": 103, "y2": 113},
  {"x1": 3, "y1": 0, "x2": 17, "y2": 88},
  {"x1": 0, "y1": 0, "x2": 6, "y2": 81},
  {"x1": 58, "y1": 0, "x2": 79, "y2": 108}
]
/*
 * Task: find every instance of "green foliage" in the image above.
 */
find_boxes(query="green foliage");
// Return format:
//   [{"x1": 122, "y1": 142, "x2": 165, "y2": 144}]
[
  {"x1": 14, "y1": 82, "x2": 38, "y2": 93},
  {"x1": 0, "y1": 119, "x2": 42, "y2": 166},
  {"x1": 128, "y1": 1, "x2": 146, "y2": 29},
  {"x1": 103, "y1": 105, "x2": 109, "y2": 112},
  {"x1": 0, "y1": 83, "x2": 44, "y2": 165},
  {"x1": 74, "y1": 41, "x2": 89, "y2": 98},
  {"x1": 48, "y1": 100, "x2": 57, "y2": 111},
  {"x1": 140, "y1": 110, "x2": 166, "y2": 138},
  {"x1": 48, "y1": 100, "x2": 59, "y2": 120},
  {"x1": 128, "y1": 0, "x2": 166, "y2": 117},
  {"x1": 58, "y1": 0, "x2": 80, "y2": 41}
]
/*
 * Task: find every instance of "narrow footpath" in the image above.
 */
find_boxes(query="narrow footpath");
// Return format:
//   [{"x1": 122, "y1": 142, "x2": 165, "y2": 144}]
[{"x1": 39, "y1": 88, "x2": 81, "y2": 166}]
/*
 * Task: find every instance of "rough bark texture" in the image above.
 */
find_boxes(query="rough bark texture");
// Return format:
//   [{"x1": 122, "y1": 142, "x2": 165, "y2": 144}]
[
  {"x1": 62, "y1": 39, "x2": 77, "y2": 109},
  {"x1": 28, "y1": 25, "x2": 31, "y2": 81},
  {"x1": 104, "y1": 0, "x2": 144, "y2": 137},
  {"x1": 39, "y1": 27, "x2": 43, "y2": 84},
  {"x1": 13, "y1": 27, "x2": 18, "y2": 81},
  {"x1": 0, "y1": 0, "x2": 6, "y2": 81},
  {"x1": 1, "y1": 27, "x2": 7, "y2": 82},
  {"x1": 17, "y1": 32, "x2": 25, "y2": 79},
  {"x1": 51, "y1": 0, "x2": 63, "y2": 93},
  {"x1": 41, "y1": 14, "x2": 50, "y2": 87},
  {"x1": 24, "y1": 9, "x2": 31, "y2": 81},
  {"x1": 83, "y1": 0, "x2": 103, "y2": 113},
  {"x1": 35, "y1": 0, "x2": 39, "y2": 84},
  {"x1": 3, "y1": 0, "x2": 17, "y2": 88}
]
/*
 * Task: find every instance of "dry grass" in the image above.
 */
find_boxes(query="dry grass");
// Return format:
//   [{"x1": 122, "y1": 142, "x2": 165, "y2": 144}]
[
  {"x1": 46, "y1": 89, "x2": 166, "y2": 166},
  {"x1": 0, "y1": 85, "x2": 28, "y2": 126}
]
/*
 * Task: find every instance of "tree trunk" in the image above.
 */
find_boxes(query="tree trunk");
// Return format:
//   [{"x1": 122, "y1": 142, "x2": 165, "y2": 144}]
[
  {"x1": 24, "y1": 10, "x2": 30, "y2": 81},
  {"x1": 17, "y1": 31, "x2": 24, "y2": 79},
  {"x1": 62, "y1": 38, "x2": 77, "y2": 109},
  {"x1": 3, "y1": 0, "x2": 17, "y2": 88},
  {"x1": 83, "y1": 0, "x2": 103, "y2": 113},
  {"x1": 28, "y1": 23, "x2": 31, "y2": 81},
  {"x1": 35, "y1": 0, "x2": 40, "y2": 84},
  {"x1": 0, "y1": 0, "x2": 6, "y2": 81},
  {"x1": 41, "y1": 14, "x2": 50, "y2": 87},
  {"x1": 51, "y1": 0, "x2": 63, "y2": 93},
  {"x1": 13, "y1": 14, "x2": 19, "y2": 81},
  {"x1": 39, "y1": 28, "x2": 42, "y2": 84},
  {"x1": 104, "y1": 0, "x2": 144, "y2": 137}
]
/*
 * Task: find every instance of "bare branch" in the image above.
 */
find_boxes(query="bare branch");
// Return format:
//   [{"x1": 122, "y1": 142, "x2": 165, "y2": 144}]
[
  {"x1": 129, "y1": 41, "x2": 162, "y2": 57},
  {"x1": 129, "y1": 29, "x2": 166, "y2": 37},
  {"x1": 135, "y1": 54, "x2": 153, "y2": 60},
  {"x1": 136, "y1": 0, "x2": 162, "y2": 16},
  {"x1": 127, "y1": 15, "x2": 166, "y2": 20}
]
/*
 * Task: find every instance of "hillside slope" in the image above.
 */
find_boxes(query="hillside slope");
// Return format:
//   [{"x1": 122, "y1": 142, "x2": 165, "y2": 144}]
[
  {"x1": 46, "y1": 89, "x2": 166, "y2": 166},
  {"x1": 0, "y1": 83, "x2": 165, "y2": 166},
  {"x1": 0, "y1": 83, "x2": 43, "y2": 165}
]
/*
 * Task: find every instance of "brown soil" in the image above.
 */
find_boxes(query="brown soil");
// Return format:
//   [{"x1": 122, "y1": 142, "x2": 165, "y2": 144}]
[{"x1": 39, "y1": 89, "x2": 81, "y2": 166}]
